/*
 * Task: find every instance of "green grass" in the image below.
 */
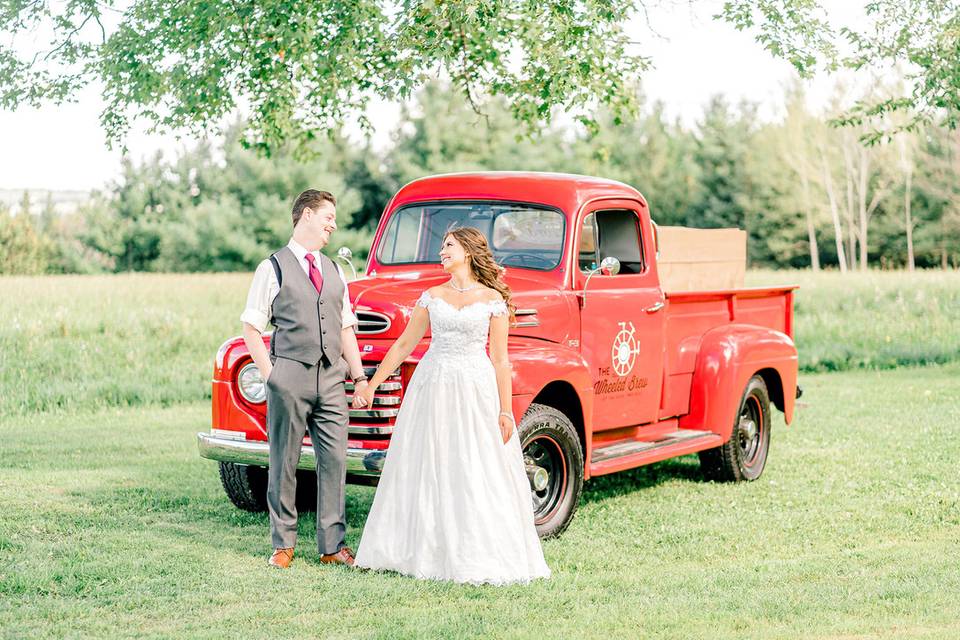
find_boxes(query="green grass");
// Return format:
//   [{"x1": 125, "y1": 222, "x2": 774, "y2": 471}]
[
  {"x1": 748, "y1": 269, "x2": 960, "y2": 372},
  {"x1": 1, "y1": 273, "x2": 248, "y2": 416},
  {"x1": 2, "y1": 270, "x2": 959, "y2": 416},
  {"x1": 1, "y1": 363, "x2": 958, "y2": 638}
]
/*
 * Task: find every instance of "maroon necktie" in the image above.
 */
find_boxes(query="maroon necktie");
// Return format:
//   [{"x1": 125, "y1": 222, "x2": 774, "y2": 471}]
[{"x1": 304, "y1": 253, "x2": 324, "y2": 294}]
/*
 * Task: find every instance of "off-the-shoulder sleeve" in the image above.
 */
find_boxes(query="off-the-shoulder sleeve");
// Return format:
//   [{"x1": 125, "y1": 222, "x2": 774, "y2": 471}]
[
  {"x1": 489, "y1": 298, "x2": 508, "y2": 317},
  {"x1": 415, "y1": 290, "x2": 432, "y2": 308}
]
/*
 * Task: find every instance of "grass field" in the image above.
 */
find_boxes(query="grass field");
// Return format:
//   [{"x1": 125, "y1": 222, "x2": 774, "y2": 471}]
[
  {"x1": 2, "y1": 363, "x2": 958, "y2": 639},
  {"x1": 747, "y1": 269, "x2": 960, "y2": 372},
  {"x1": 3, "y1": 269, "x2": 959, "y2": 416},
  {"x1": 3, "y1": 271, "x2": 959, "y2": 637}
]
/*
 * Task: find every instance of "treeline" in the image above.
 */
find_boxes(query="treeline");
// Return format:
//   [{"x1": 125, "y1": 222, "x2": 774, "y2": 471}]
[{"x1": 3, "y1": 81, "x2": 959, "y2": 274}]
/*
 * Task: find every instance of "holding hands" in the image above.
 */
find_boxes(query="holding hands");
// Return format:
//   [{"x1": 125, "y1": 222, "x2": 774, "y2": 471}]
[{"x1": 352, "y1": 380, "x2": 375, "y2": 409}]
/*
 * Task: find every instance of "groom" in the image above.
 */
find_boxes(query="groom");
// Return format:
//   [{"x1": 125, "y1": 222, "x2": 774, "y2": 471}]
[{"x1": 240, "y1": 189, "x2": 369, "y2": 568}]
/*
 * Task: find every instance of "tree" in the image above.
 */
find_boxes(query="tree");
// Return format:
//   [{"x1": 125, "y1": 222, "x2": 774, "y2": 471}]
[
  {"x1": 5, "y1": 1, "x2": 959, "y2": 155},
  {"x1": 571, "y1": 99, "x2": 699, "y2": 227},
  {"x1": 896, "y1": 131, "x2": 917, "y2": 270},
  {"x1": 341, "y1": 154, "x2": 396, "y2": 231},
  {"x1": 0, "y1": 202, "x2": 54, "y2": 274},
  {"x1": 912, "y1": 124, "x2": 960, "y2": 268},
  {"x1": 778, "y1": 82, "x2": 825, "y2": 270},
  {"x1": 842, "y1": 124, "x2": 891, "y2": 270},
  {"x1": 745, "y1": 118, "x2": 820, "y2": 269},
  {"x1": 18, "y1": 189, "x2": 31, "y2": 217},
  {"x1": 387, "y1": 81, "x2": 572, "y2": 185},
  {"x1": 1, "y1": 0, "x2": 648, "y2": 154},
  {"x1": 38, "y1": 192, "x2": 57, "y2": 233},
  {"x1": 686, "y1": 96, "x2": 755, "y2": 231},
  {"x1": 817, "y1": 137, "x2": 849, "y2": 273},
  {"x1": 721, "y1": 0, "x2": 960, "y2": 143},
  {"x1": 78, "y1": 123, "x2": 373, "y2": 271}
]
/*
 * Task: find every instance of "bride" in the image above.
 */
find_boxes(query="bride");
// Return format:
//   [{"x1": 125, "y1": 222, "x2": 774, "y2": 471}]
[{"x1": 351, "y1": 226, "x2": 550, "y2": 585}]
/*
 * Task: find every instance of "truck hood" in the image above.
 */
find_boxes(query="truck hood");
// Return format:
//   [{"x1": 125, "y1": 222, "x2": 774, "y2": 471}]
[{"x1": 347, "y1": 269, "x2": 578, "y2": 345}]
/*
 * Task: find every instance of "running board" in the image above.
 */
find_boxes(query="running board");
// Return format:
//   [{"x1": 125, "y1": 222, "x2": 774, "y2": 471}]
[{"x1": 589, "y1": 429, "x2": 723, "y2": 477}]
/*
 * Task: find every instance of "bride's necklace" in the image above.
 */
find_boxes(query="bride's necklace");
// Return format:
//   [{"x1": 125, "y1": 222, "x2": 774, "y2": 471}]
[{"x1": 447, "y1": 279, "x2": 480, "y2": 293}]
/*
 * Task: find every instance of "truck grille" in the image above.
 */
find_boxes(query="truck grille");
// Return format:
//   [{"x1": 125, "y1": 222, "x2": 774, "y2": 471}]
[
  {"x1": 344, "y1": 365, "x2": 403, "y2": 435},
  {"x1": 355, "y1": 311, "x2": 391, "y2": 335}
]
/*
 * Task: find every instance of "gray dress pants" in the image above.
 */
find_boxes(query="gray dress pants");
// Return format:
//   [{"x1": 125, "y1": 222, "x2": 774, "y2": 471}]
[{"x1": 265, "y1": 355, "x2": 349, "y2": 554}]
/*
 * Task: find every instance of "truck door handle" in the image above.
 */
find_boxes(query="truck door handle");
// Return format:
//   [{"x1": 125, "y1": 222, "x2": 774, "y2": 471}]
[{"x1": 645, "y1": 301, "x2": 665, "y2": 314}]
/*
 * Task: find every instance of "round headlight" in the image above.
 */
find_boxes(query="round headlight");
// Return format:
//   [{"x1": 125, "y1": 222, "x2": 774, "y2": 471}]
[{"x1": 237, "y1": 362, "x2": 266, "y2": 404}]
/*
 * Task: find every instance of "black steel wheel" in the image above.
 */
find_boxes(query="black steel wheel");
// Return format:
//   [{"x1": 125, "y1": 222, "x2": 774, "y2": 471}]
[
  {"x1": 519, "y1": 403, "x2": 584, "y2": 538},
  {"x1": 218, "y1": 462, "x2": 268, "y2": 512},
  {"x1": 699, "y1": 375, "x2": 772, "y2": 482}
]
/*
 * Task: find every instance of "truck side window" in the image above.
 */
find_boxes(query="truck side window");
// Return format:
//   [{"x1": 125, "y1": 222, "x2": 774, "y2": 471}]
[{"x1": 580, "y1": 209, "x2": 644, "y2": 275}]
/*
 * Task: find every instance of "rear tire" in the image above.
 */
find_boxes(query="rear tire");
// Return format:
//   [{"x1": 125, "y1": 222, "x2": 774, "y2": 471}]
[
  {"x1": 218, "y1": 462, "x2": 268, "y2": 512},
  {"x1": 519, "y1": 403, "x2": 584, "y2": 539},
  {"x1": 699, "y1": 375, "x2": 772, "y2": 482}
]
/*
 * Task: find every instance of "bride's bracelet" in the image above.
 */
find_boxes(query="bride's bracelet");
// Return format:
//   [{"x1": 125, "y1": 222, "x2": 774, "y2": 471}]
[{"x1": 499, "y1": 411, "x2": 516, "y2": 425}]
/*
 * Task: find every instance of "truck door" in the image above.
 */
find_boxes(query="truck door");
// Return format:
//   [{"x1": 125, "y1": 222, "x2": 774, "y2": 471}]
[{"x1": 576, "y1": 201, "x2": 666, "y2": 430}]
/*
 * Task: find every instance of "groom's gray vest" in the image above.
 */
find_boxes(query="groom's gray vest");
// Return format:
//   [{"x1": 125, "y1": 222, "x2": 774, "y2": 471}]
[{"x1": 269, "y1": 246, "x2": 344, "y2": 366}]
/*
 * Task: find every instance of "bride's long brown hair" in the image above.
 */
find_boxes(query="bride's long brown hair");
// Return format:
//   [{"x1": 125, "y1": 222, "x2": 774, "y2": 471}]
[{"x1": 444, "y1": 226, "x2": 515, "y2": 323}]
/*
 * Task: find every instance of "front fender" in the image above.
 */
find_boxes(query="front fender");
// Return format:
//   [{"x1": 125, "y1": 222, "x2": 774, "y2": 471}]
[
  {"x1": 212, "y1": 334, "x2": 270, "y2": 439},
  {"x1": 507, "y1": 337, "x2": 595, "y2": 435},
  {"x1": 680, "y1": 324, "x2": 798, "y2": 441}
]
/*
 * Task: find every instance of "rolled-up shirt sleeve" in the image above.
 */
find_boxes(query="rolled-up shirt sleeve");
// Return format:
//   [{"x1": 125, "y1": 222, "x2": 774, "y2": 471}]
[
  {"x1": 240, "y1": 260, "x2": 274, "y2": 333},
  {"x1": 337, "y1": 263, "x2": 358, "y2": 330}
]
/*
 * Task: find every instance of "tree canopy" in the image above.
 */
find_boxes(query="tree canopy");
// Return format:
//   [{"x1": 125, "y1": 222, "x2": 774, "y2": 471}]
[
  {"x1": 3, "y1": 1, "x2": 958, "y2": 150},
  {"x1": 1, "y1": 0, "x2": 647, "y2": 152},
  {"x1": 720, "y1": 0, "x2": 960, "y2": 143}
]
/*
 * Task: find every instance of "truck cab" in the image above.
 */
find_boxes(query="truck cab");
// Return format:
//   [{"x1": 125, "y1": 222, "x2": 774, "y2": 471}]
[{"x1": 199, "y1": 172, "x2": 799, "y2": 538}]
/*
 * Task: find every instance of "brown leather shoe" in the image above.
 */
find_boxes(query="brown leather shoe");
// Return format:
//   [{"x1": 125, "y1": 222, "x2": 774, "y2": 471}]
[
  {"x1": 319, "y1": 546, "x2": 355, "y2": 567},
  {"x1": 269, "y1": 547, "x2": 294, "y2": 568}
]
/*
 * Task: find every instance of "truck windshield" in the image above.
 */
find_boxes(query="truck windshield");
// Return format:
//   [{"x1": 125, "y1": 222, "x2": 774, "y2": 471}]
[{"x1": 376, "y1": 202, "x2": 565, "y2": 271}]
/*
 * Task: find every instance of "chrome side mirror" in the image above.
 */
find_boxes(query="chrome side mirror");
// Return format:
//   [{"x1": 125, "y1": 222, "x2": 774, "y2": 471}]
[
  {"x1": 336, "y1": 246, "x2": 357, "y2": 280},
  {"x1": 580, "y1": 256, "x2": 620, "y2": 309},
  {"x1": 599, "y1": 256, "x2": 620, "y2": 275}
]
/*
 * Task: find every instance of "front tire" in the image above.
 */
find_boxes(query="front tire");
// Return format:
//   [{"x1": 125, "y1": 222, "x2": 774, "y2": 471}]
[
  {"x1": 218, "y1": 462, "x2": 268, "y2": 512},
  {"x1": 699, "y1": 375, "x2": 772, "y2": 482},
  {"x1": 519, "y1": 403, "x2": 584, "y2": 538},
  {"x1": 219, "y1": 463, "x2": 319, "y2": 514}
]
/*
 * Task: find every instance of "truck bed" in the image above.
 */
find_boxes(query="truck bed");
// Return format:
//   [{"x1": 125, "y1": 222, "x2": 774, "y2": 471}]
[{"x1": 658, "y1": 285, "x2": 797, "y2": 419}]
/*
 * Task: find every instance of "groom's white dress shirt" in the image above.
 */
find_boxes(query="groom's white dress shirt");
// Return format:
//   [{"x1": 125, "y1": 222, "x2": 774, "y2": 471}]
[{"x1": 241, "y1": 238, "x2": 357, "y2": 333}]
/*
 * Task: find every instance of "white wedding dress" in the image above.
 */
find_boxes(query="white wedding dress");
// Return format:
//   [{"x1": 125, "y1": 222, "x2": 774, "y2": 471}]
[{"x1": 354, "y1": 290, "x2": 551, "y2": 585}]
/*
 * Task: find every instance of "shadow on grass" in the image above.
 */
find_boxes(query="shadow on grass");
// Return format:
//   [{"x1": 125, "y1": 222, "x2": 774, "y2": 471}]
[
  {"x1": 74, "y1": 472, "x2": 378, "y2": 557},
  {"x1": 70, "y1": 454, "x2": 705, "y2": 559},
  {"x1": 581, "y1": 456, "x2": 705, "y2": 504}
]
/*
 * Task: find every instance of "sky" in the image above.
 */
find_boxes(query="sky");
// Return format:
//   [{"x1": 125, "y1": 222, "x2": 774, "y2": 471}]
[{"x1": 0, "y1": 0, "x2": 865, "y2": 192}]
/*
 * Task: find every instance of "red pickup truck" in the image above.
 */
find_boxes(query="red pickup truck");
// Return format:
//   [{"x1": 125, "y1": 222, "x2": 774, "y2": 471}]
[{"x1": 198, "y1": 172, "x2": 799, "y2": 537}]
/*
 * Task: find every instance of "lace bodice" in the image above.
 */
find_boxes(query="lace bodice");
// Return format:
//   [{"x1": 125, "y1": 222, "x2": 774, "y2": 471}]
[{"x1": 416, "y1": 290, "x2": 507, "y2": 359}]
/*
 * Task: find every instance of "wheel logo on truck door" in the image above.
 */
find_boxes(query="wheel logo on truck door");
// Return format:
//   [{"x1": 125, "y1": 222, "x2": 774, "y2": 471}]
[{"x1": 611, "y1": 321, "x2": 641, "y2": 376}]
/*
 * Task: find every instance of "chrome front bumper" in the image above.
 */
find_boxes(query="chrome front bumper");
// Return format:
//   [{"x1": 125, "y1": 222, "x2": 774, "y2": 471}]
[{"x1": 197, "y1": 432, "x2": 385, "y2": 480}]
